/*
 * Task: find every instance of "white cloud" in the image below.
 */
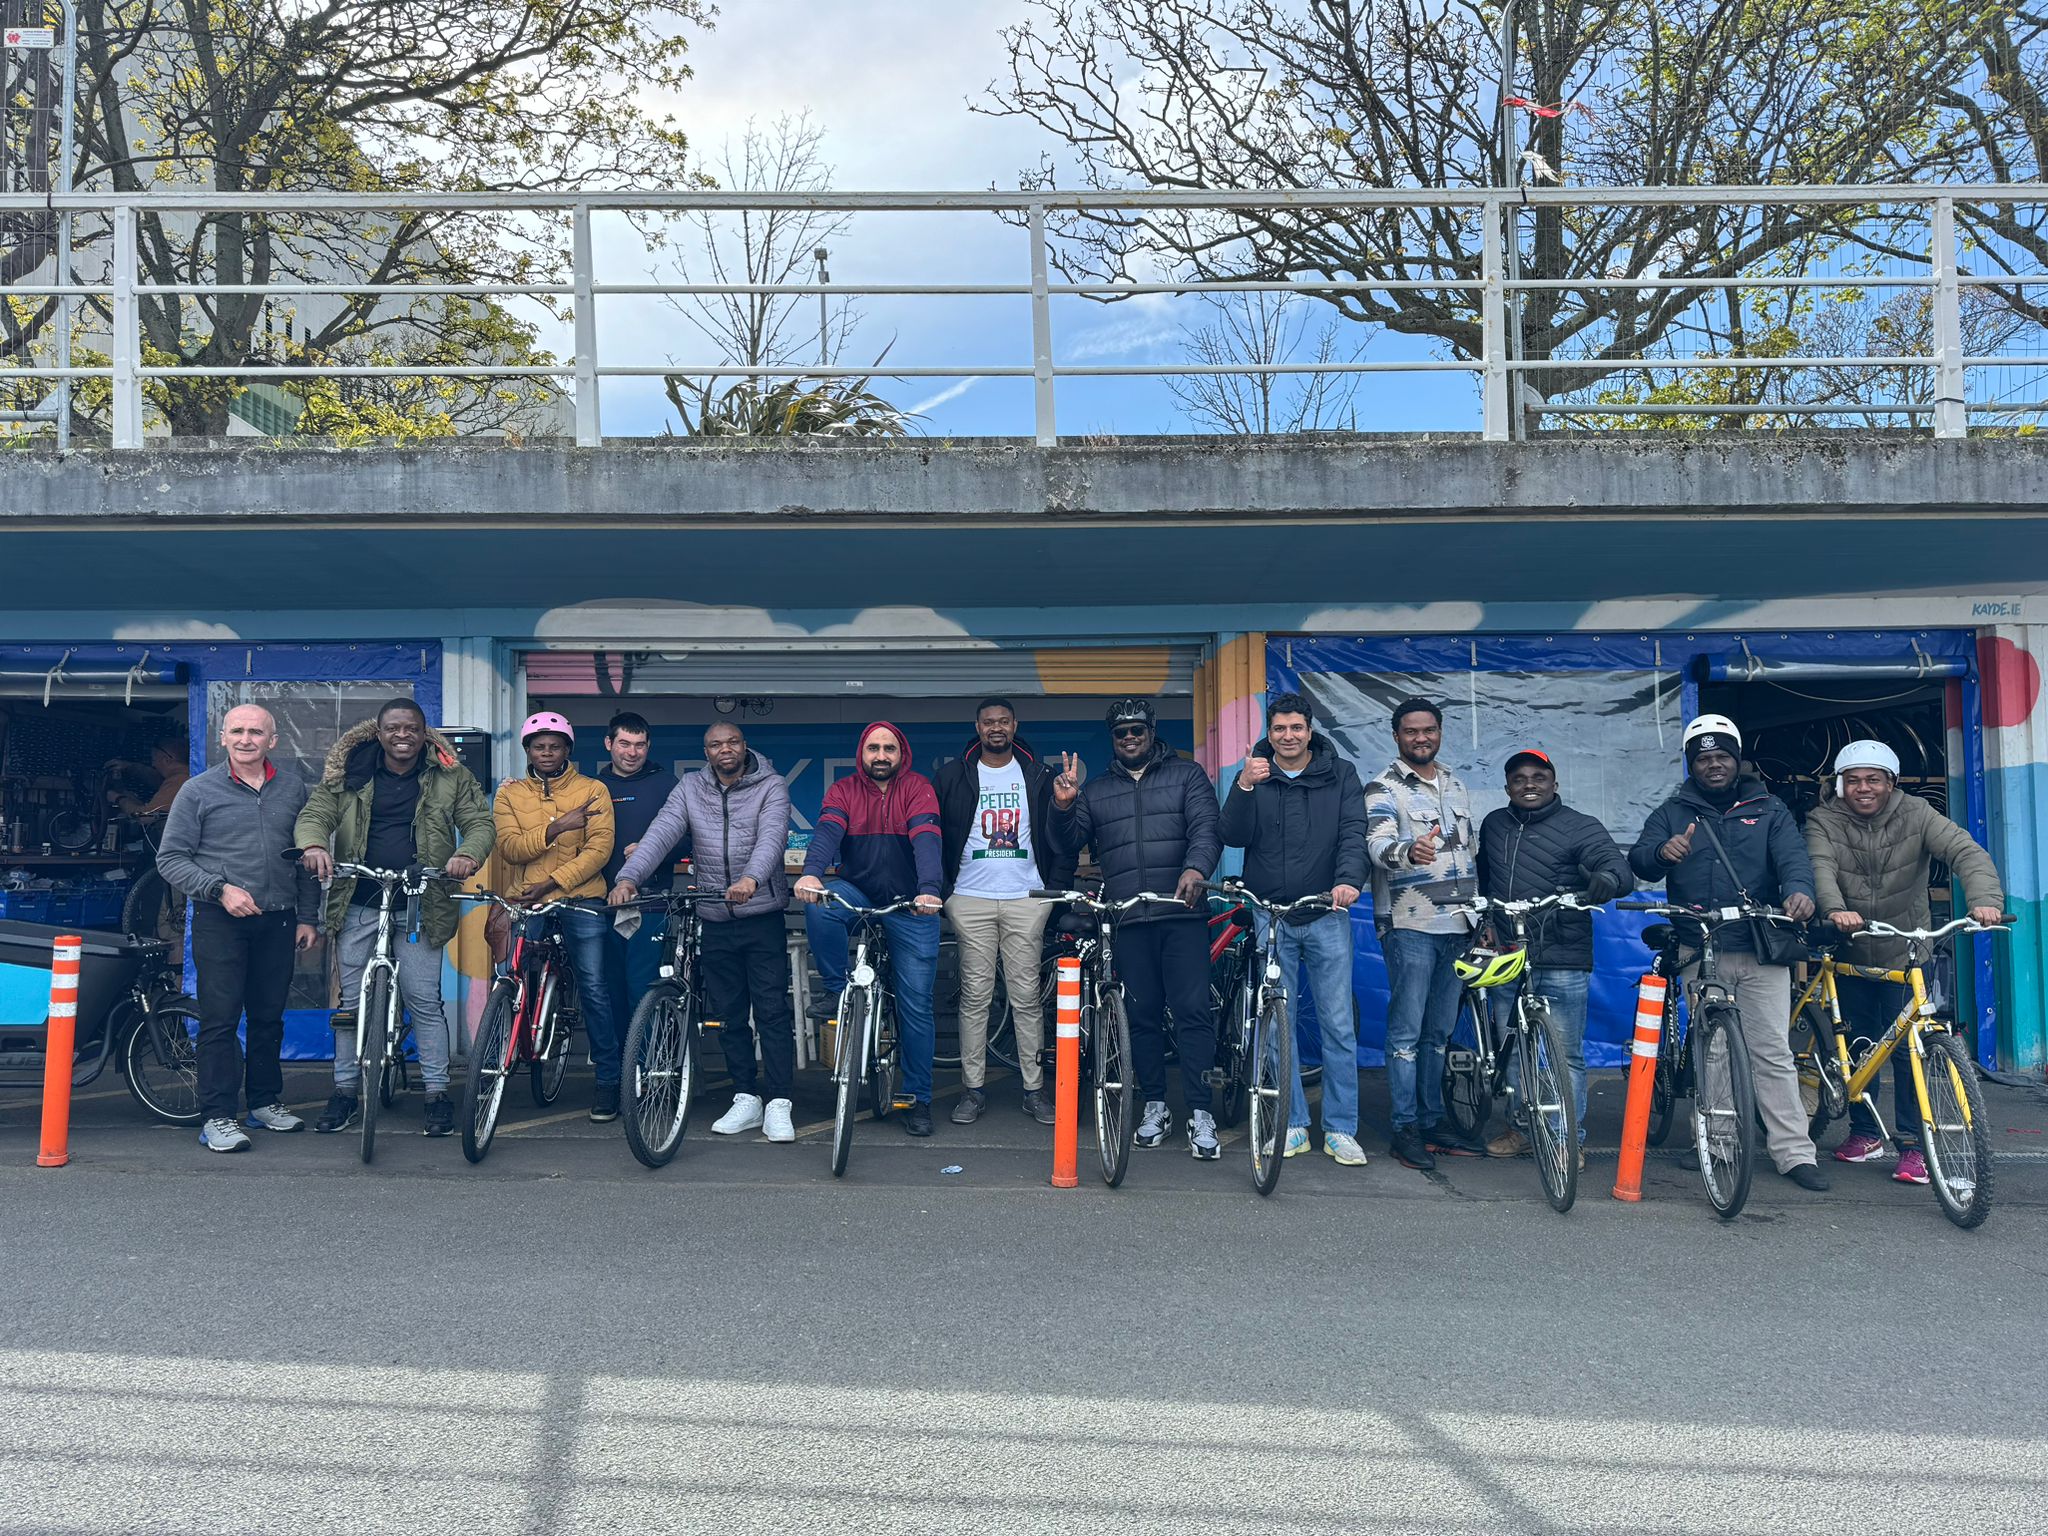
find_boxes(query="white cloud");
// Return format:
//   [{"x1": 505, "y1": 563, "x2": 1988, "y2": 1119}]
[
  {"x1": 112, "y1": 619, "x2": 240, "y2": 641},
  {"x1": 907, "y1": 378, "x2": 981, "y2": 415},
  {"x1": 1299, "y1": 603, "x2": 1487, "y2": 632},
  {"x1": 1572, "y1": 599, "x2": 1705, "y2": 630},
  {"x1": 533, "y1": 602, "x2": 984, "y2": 642}
]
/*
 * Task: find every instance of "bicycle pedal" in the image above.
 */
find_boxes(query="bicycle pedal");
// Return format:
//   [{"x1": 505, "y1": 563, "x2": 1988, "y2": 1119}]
[
  {"x1": 1201, "y1": 1068, "x2": 1228, "y2": 1088},
  {"x1": 890, "y1": 1095, "x2": 915, "y2": 1111},
  {"x1": 330, "y1": 1010, "x2": 358, "y2": 1033},
  {"x1": 1446, "y1": 1049, "x2": 1476, "y2": 1072}
]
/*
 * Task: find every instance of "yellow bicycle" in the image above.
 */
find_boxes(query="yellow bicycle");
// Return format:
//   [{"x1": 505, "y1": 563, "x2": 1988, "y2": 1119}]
[{"x1": 1790, "y1": 917, "x2": 2009, "y2": 1229}]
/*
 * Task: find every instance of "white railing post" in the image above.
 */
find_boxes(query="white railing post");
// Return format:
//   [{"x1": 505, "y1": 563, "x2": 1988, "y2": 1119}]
[
  {"x1": 1482, "y1": 196, "x2": 1510, "y2": 442},
  {"x1": 1931, "y1": 197, "x2": 1966, "y2": 440},
  {"x1": 1028, "y1": 202, "x2": 1056, "y2": 446},
  {"x1": 571, "y1": 205, "x2": 603, "y2": 447},
  {"x1": 110, "y1": 202, "x2": 142, "y2": 449}
]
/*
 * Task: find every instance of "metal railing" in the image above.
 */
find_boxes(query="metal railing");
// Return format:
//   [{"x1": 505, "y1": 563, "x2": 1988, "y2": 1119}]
[{"x1": 1, "y1": 184, "x2": 2044, "y2": 449}]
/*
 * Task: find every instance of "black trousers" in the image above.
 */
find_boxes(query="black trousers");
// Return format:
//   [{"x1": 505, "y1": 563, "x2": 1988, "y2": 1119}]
[
  {"x1": 191, "y1": 904, "x2": 296, "y2": 1122},
  {"x1": 701, "y1": 912, "x2": 796, "y2": 1100},
  {"x1": 1118, "y1": 914, "x2": 1214, "y2": 1112}
]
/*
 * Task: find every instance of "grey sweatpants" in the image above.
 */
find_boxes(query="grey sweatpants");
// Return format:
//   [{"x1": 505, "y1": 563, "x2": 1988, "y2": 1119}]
[
  {"x1": 333, "y1": 904, "x2": 451, "y2": 1094},
  {"x1": 1683, "y1": 946, "x2": 1816, "y2": 1173}
]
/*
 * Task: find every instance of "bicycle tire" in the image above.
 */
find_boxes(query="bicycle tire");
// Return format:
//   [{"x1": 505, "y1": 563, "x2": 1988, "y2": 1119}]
[
  {"x1": 379, "y1": 1046, "x2": 402, "y2": 1110},
  {"x1": 359, "y1": 970, "x2": 391, "y2": 1165},
  {"x1": 1692, "y1": 1006, "x2": 1757, "y2": 1219},
  {"x1": 1211, "y1": 976, "x2": 1249, "y2": 1129},
  {"x1": 1093, "y1": 987, "x2": 1133, "y2": 1188},
  {"x1": 1519, "y1": 998, "x2": 1579, "y2": 1214},
  {"x1": 1441, "y1": 990, "x2": 1490, "y2": 1138},
  {"x1": 830, "y1": 985, "x2": 867, "y2": 1178},
  {"x1": 462, "y1": 984, "x2": 517, "y2": 1164},
  {"x1": 1792, "y1": 1004, "x2": 1847, "y2": 1139},
  {"x1": 119, "y1": 999, "x2": 202, "y2": 1125},
  {"x1": 1645, "y1": 1029, "x2": 1679, "y2": 1148},
  {"x1": 1917, "y1": 1030, "x2": 1994, "y2": 1230},
  {"x1": 1248, "y1": 986, "x2": 1293, "y2": 1196},
  {"x1": 870, "y1": 1003, "x2": 899, "y2": 1122},
  {"x1": 530, "y1": 968, "x2": 569, "y2": 1106},
  {"x1": 622, "y1": 982, "x2": 696, "y2": 1169}
]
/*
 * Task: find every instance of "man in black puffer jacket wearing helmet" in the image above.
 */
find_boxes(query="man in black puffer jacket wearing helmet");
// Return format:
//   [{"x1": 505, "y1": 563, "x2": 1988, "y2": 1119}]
[{"x1": 1047, "y1": 698, "x2": 1223, "y2": 1160}]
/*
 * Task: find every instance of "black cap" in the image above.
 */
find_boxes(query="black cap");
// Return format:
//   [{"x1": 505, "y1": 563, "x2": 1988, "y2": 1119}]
[{"x1": 1504, "y1": 748, "x2": 1554, "y2": 776}]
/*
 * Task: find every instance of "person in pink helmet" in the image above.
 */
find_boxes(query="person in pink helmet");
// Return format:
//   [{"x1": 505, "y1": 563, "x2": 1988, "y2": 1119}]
[{"x1": 495, "y1": 711, "x2": 620, "y2": 1121}]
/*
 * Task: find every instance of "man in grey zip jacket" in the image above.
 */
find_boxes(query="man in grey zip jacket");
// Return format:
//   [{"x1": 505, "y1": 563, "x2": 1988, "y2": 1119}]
[{"x1": 609, "y1": 722, "x2": 796, "y2": 1142}]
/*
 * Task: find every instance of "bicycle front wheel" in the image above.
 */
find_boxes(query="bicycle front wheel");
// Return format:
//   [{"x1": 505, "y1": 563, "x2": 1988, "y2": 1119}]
[
  {"x1": 829, "y1": 985, "x2": 867, "y2": 1178},
  {"x1": 1917, "y1": 1030, "x2": 1994, "y2": 1229},
  {"x1": 462, "y1": 984, "x2": 517, "y2": 1164},
  {"x1": 1519, "y1": 998, "x2": 1579, "y2": 1214},
  {"x1": 622, "y1": 982, "x2": 696, "y2": 1169},
  {"x1": 1692, "y1": 1006, "x2": 1757, "y2": 1219},
  {"x1": 1248, "y1": 987, "x2": 1293, "y2": 1196},
  {"x1": 121, "y1": 1000, "x2": 202, "y2": 1125},
  {"x1": 1093, "y1": 988, "x2": 1134, "y2": 1188},
  {"x1": 358, "y1": 970, "x2": 391, "y2": 1165},
  {"x1": 530, "y1": 968, "x2": 570, "y2": 1106},
  {"x1": 1441, "y1": 990, "x2": 1490, "y2": 1138}
]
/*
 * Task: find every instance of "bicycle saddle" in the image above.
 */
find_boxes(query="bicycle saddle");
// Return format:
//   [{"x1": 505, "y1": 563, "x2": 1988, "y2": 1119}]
[{"x1": 1641, "y1": 922, "x2": 1677, "y2": 954}]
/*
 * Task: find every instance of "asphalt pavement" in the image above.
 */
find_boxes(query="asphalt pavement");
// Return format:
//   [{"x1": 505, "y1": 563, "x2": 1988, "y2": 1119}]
[{"x1": 4, "y1": 1056, "x2": 2047, "y2": 1534}]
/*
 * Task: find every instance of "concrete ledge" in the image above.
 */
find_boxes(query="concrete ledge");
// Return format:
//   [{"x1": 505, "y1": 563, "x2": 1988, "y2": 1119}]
[{"x1": 3, "y1": 435, "x2": 2042, "y2": 525}]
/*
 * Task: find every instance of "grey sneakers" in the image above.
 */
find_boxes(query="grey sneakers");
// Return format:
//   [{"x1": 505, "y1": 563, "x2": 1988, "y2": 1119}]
[
  {"x1": 200, "y1": 1118, "x2": 252, "y2": 1153},
  {"x1": 244, "y1": 1102, "x2": 304, "y2": 1133},
  {"x1": 1188, "y1": 1110, "x2": 1220, "y2": 1160},
  {"x1": 1135, "y1": 1101, "x2": 1173, "y2": 1147},
  {"x1": 951, "y1": 1087, "x2": 987, "y2": 1125}
]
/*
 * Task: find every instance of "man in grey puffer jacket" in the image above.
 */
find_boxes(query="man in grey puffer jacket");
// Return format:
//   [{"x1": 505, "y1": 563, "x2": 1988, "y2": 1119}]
[
  {"x1": 609, "y1": 722, "x2": 795, "y2": 1141},
  {"x1": 1806, "y1": 739, "x2": 2005, "y2": 1181}
]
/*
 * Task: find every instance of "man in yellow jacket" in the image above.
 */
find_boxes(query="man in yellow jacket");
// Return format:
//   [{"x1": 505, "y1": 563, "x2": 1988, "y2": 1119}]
[{"x1": 495, "y1": 712, "x2": 620, "y2": 1122}]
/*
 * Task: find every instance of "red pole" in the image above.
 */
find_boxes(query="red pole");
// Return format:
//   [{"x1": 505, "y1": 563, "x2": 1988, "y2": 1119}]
[
  {"x1": 1051, "y1": 956, "x2": 1081, "y2": 1188},
  {"x1": 1611, "y1": 973, "x2": 1668, "y2": 1203},
  {"x1": 38, "y1": 934, "x2": 84, "y2": 1168}
]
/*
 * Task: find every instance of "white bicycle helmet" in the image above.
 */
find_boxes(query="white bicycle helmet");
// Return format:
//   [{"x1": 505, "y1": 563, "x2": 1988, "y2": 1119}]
[
  {"x1": 1682, "y1": 713, "x2": 1742, "y2": 761},
  {"x1": 1833, "y1": 739, "x2": 1900, "y2": 798}
]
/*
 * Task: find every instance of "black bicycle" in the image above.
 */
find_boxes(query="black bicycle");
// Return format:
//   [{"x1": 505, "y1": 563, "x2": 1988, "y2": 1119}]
[
  {"x1": 1618, "y1": 900, "x2": 1799, "y2": 1219},
  {"x1": 618, "y1": 888, "x2": 713, "y2": 1169},
  {"x1": 1442, "y1": 893, "x2": 1588, "y2": 1213}
]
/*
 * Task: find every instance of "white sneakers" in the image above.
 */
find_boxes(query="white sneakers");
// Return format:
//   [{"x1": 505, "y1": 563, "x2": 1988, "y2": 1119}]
[{"x1": 713, "y1": 1093, "x2": 796, "y2": 1144}]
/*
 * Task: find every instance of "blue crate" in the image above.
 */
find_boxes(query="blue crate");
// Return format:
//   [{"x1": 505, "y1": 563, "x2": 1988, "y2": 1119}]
[
  {"x1": 0, "y1": 889, "x2": 53, "y2": 923},
  {"x1": 79, "y1": 886, "x2": 126, "y2": 931}
]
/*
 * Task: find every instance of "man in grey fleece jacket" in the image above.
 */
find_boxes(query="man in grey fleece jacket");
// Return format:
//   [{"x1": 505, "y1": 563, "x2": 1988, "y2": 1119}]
[
  {"x1": 154, "y1": 704, "x2": 321, "y2": 1153},
  {"x1": 608, "y1": 722, "x2": 795, "y2": 1141}
]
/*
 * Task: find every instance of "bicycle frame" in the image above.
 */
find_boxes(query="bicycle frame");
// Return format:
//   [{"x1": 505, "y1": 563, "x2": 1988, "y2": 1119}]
[{"x1": 1794, "y1": 942, "x2": 1965, "y2": 1141}]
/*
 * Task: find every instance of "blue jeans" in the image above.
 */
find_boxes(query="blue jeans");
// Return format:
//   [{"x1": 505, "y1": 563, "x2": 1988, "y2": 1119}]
[
  {"x1": 805, "y1": 878, "x2": 940, "y2": 1104},
  {"x1": 1497, "y1": 966, "x2": 1590, "y2": 1144},
  {"x1": 603, "y1": 910, "x2": 668, "y2": 1047},
  {"x1": 1838, "y1": 974, "x2": 1920, "y2": 1145},
  {"x1": 1385, "y1": 928, "x2": 1467, "y2": 1131},
  {"x1": 1253, "y1": 909, "x2": 1360, "y2": 1138},
  {"x1": 529, "y1": 905, "x2": 618, "y2": 1088}
]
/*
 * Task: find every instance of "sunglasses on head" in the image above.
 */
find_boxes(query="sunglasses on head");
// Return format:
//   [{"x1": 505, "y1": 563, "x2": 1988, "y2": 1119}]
[{"x1": 1111, "y1": 724, "x2": 1150, "y2": 740}]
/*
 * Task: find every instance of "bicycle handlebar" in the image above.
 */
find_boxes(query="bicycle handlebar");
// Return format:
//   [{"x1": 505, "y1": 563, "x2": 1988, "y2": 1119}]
[
  {"x1": 814, "y1": 890, "x2": 930, "y2": 918},
  {"x1": 1031, "y1": 888, "x2": 1190, "y2": 913},
  {"x1": 1451, "y1": 892, "x2": 1595, "y2": 918},
  {"x1": 1617, "y1": 899, "x2": 1800, "y2": 928},
  {"x1": 1204, "y1": 881, "x2": 1334, "y2": 916},
  {"x1": 457, "y1": 890, "x2": 583, "y2": 921},
  {"x1": 1854, "y1": 917, "x2": 2012, "y2": 941}
]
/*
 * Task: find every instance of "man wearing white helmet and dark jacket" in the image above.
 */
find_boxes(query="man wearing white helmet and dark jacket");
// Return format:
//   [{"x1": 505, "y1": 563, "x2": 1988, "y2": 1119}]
[
  {"x1": 1806, "y1": 739, "x2": 2006, "y2": 1185},
  {"x1": 1629, "y1": 714, "x2": 1829, "y2": 1192}
]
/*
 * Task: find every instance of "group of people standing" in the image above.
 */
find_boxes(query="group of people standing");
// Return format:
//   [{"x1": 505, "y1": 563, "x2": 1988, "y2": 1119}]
[{"x1": 153, "y1": 686, "x2": 2005, "y2": 1190}]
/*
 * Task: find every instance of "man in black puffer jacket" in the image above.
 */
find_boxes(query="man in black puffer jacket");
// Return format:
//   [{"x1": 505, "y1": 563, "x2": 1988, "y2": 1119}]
[
  {"x1": 1474, "y1": 748, "x2": 1631, "y2": 1159},
  {"x1": 1048, "y1": 697, "x2": 1223, "y2": 1160}
]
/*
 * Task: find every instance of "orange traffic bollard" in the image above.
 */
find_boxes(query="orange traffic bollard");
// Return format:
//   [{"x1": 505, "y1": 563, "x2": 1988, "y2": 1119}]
[
  {"x1": 1611, "y1": 973, "x2": 1668, "y2": 1202},
  {"x1": 38, "y1": 934, "x2": 84, "y2": 1168},
  {"x1": 1051, "y1": 956, "x2": 1081, "y2": 1188}
]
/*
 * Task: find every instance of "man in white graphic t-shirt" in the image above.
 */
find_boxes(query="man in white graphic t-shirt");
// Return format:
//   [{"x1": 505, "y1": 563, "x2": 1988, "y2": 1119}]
[{"x1": 934, "y1": 698, "x2": 1078, "y2": 1125}]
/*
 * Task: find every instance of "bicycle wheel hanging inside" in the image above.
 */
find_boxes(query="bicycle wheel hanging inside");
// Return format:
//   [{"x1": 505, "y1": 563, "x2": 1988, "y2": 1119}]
[
  {"x1": 1917, "y1": 1030, "x2": 1995, "y2": 1230},
  {"x1": 622, "y1": 982, "x2": 697, "y2": 1170},
  {"x1": 1691, "y1": 1006, "x2": 1757, "y2": 1219},
  {"x1": 1093, "y1": 989, "x2": 1133, "y2": 1188},
  {"x1": 1247, "y1": 988, "x2": 1292, "y2": 1197},
  {"x1": 462, "y1": 985, "x2": 518, "y2": 1164},
  {"x1": 358, "y1": 971, "x2": 392, "y2": 1165}
]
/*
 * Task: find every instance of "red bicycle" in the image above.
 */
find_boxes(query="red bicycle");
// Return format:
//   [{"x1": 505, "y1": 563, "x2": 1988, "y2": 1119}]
[{"x1": 460, "y1": 894, "x2": 578, "y2": 1163}]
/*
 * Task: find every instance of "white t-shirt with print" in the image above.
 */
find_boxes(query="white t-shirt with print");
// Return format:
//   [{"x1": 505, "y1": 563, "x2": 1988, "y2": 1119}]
[{"x1": 953, "y1": 758, "x2": 1039, "y2": 899}]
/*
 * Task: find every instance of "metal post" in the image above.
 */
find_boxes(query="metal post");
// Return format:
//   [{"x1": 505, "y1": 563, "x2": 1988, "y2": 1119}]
[
  {"x1": 570, "y1": 204, "x2": 601, "y2": 447},
  {"x1": 110, "y1": 202, "x2": 141, "y2": 448},
  {"x1": 1028, "y1": 202, "x2": 1056, "y2": 446},
  {"x1": 1931, "y1": 197, "x2": 1966, "y2": 440},
  {"x1": 813, "y1": 246, "x2": 830, "y2": 366},
  {"x1": 1497, "y1": 0, "x2": 1526, "y2": 440},
  {"x1": 1482, "y1": 197, "x2": 1510, "y2": 442},
  {"x1": 55, "y1": 0, "x2": 77, "y2": 449}
]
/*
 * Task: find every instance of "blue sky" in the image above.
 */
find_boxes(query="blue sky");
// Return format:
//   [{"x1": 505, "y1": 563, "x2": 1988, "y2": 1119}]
[{"x1": 586, "y1": 0, "x2": 1474, "y2": 439}]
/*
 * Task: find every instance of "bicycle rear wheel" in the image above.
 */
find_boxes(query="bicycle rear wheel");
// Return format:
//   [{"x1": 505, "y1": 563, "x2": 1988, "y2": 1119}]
[
  {"x1": 530, "y1": 967, "x2": 570, "y2": 1106},
  {"x1": 1792, "y1": 1004, "x2": 1847, "y2": 1140},
  {"x1": 1248, "y1": 986, "x2": 1293, "y2": 1196},
  {"x1": 1441, "y1": 990, "x2": 1490, "y2": 1138},
  {"x1": 1692, "y1": 1006, "x2": 1757, "y2": 1218},
  {"x1": 1518, "y1": 998, "x2": 1578, "y2": 1214},
  {"x1": 1917, "y1": 1030, "x2": 1994, "y2": 1230},
  {"x1": 1093, "y1": 987, "x2": 1133, "y2": 1188},
  {"x1": 120, "y1": 999, "x2": 202, "y2": 1125},
  {"x1": 622, "y1": 982, "x2": 696, "y2": 1169},
  {"x1": 1210, "y1": 974, "x2": 1249, "y2": 1129},
  {"x1": 830, "y1": 985, "x2": 867, "y2": 1178},
  {"x1": 358, "y1": 971, "x2": 391, "y2": 1165},
  {"x1": 462, "y1": 984, "x2": 517, "y2": 1164}
]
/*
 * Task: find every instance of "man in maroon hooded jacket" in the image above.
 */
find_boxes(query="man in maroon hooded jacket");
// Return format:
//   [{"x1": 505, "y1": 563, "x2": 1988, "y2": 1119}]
[{"x1": 795, "y1": 722, "x2": 945, "y2": 1136}]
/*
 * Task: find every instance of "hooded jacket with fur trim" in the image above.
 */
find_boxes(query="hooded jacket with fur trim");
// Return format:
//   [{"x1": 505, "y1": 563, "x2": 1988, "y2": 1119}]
[
  {"x1": 800, "y1": 722, "x2": 943, "y2": 901},
  {"x1": 293, "y1": 718, "x2": 496, "y2": 947}
]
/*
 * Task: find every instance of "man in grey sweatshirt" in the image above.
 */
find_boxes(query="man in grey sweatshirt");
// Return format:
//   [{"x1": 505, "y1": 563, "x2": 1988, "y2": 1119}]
[
  {"x1": 609, "y1": 722, "x2": 794, "y2": 1141},
  {"x1": 154, "y1": 705, "x2": 321, "y2": 1153}
]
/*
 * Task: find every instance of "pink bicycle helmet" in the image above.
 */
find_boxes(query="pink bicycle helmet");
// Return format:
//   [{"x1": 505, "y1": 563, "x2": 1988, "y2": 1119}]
[{"x1": 520, "y1": 710, "x2": 574, "y2": 745}]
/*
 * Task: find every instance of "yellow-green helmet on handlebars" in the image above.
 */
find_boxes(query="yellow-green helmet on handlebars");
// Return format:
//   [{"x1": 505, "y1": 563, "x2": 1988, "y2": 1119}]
[{"x1": 1454, "y1": 945, "x2": 1528, "y2": 989}]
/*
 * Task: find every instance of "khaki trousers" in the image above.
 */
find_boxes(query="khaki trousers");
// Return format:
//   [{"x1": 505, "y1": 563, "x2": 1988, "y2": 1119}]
[
  {"x1": 945, "y1": 893, "x2": 1052, "y2": 1091},
  {"x1": 1683, "y1": 946, "x2": 1817, "y2": 1173}
]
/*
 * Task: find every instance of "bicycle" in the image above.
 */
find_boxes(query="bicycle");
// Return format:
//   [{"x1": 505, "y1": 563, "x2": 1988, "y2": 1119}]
[
  {"x1": 289, "y1": 853, "x2": 452, "y2": 1165},
  {"x1": 1791, "y1": 916, "x2": 2010, "y2": 1228},
  {"x1": 460, "y1": 892, "x2": 582, "y2": 1164},
  {"x1": 814, "y1": 889, "x2": 925, "y2": 1178},
  {"x1": 1028, "y1": 888, "x2": 1189, "y2": 1187},
  {"x1": 1617, "y1": 900, "x2": 1802, "y2": 1219},
  {"x1": 1204, "y1": 882, "x2": 1329, "y2": 1196},
  {"x1": 617, "y1": 887, "x2": 714, "y2": 1169},
  {"x1": 1440, "y1": 893, "x2": 1590, "y2": 1213}
]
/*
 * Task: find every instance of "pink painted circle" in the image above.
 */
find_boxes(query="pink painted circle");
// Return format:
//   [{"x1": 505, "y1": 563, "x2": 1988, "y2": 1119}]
[{"x1": 1980, "y1": 635, "x2": 2042, "y2": 729}]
